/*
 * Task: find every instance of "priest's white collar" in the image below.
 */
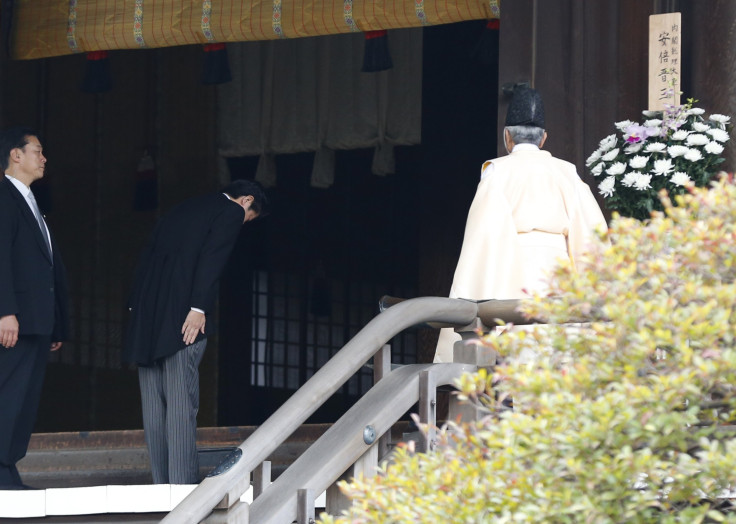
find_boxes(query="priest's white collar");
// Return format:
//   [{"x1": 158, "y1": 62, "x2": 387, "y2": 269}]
[{"x1": 511, "y1": 143, "x2": 540, "y2": 152}]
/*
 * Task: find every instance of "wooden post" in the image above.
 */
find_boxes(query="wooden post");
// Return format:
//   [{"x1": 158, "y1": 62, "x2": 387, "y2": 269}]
[
  {"x1": 325, "y1": 445, "x2": 378, "y2": 516},
  {"x1": 418, "y1": 370, "x2": 437, "y2": 453},
  {"x1": 203, "y1": 501, "x2": 249, "y2": 524},
  {"x1": 297, "y1": 489, "x2": 315, "y2": 524},
  {"x1": 373, "y1": 345, "x2": 392, "y2": 460},
  {"x1": 451, "y1": 317, "x2": 496, "y2": 425},
  {"x1": 252, "y1": 461, "x2": 271, "y2": 499},
  {"x1": 648, "y1": 12, "x2": 682, "y2": 110}
]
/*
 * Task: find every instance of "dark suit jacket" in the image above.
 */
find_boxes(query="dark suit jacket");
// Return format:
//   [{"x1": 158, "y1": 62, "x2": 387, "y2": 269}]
[
  {"x1": 124, "y1": 192, "x2": 245, "y2": 366},
  {"x1": 0, "y1": 177, "x2": 69, "y2": 340}
]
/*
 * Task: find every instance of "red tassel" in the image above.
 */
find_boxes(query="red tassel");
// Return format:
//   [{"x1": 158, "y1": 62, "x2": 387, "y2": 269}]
[
  {"x1": 133, "y1": 150, "x2": 158, "y2": 211},
  {"x1": 202, "y1": 43, "x2": 232, "y2": 84},
  {"x1": 362, "y1": 30, "x2": 392, "y2": 72},
  {"x1": 472, "y1": 19, "x2": 500, "y2": 66},
  {"x1": 365, "y1": 30, "x2": 387, "y2": 40},
  {"x1": 203, "y1": 42, "x2": 226, "y2": 52},
  {"x1": 86, "y1": 50, "x2": 109, "y2": 61},
  {"x1": 81, "y1": 50, "x2": 112, "y2": 93}
]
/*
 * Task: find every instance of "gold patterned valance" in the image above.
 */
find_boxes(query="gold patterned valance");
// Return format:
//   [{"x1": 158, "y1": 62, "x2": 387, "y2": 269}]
[{"x1": 9, "y1": 0, "x2": 500, "y2": 60}]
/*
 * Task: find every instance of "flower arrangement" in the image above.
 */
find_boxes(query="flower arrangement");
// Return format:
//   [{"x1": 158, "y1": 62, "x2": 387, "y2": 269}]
[{"x1": 586, "y1": 98, "x2": 731, "y2": 220}]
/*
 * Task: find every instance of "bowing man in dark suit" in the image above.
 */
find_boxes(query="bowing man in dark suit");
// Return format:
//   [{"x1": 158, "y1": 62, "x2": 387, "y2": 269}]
[
  {"x1": 124, "y1": 179, "x2": 267, "y2": 484},
  {"x1": 0, "y1": 127, "x2": 70, "y2": 489}
]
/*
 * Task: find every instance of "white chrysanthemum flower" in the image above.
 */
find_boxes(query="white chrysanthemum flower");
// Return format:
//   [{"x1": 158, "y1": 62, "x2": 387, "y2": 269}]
[
  {"x1": 705, "y1": 141, "x2": 725, "y2": 155},
  {"x1": 671, "y1": 130, "x2": 690, "y2": 141},
  {"x1": 642, "y1": 110, "x2": 661, "y2": 118},
  {"x1": 692, "y1": 122, "x2": 710, "y2": 133},
  {"x1": 651, "y1": 158, "x2": 674, "y2": 175},
  {"x1": 591, "y1": 163, "x2": 605, "y2": 176},
  {"x1": 685, "y1": 133, "x2": 710, "y2": 146},
  {"x1": 599, "y1": 134, "x2": 617, "y2": 151},
  {"x1": 687, "y1": 107, "x2": 706, "y2": 116},
  {"x1": 606, "y1": 162, "x2": 626, "y2": 176},
  {"x1": 634, "y1": 173, "x2": 653, "y2": 191},
  {"x1": 644, "y1": 119, "x2": 663, "y2": 127},
  {"x1": 586, "y1": 149, "x2": 602, "y2": 166},
  {"x1": 615, "y1": 120, "x2": 634, "y2": 131},
  {"x1": 598, "y1": 176, "x2": 616, "y2": 197},
  {"x1": 599, "y1": 135, "x2": 617, "y2": 149},
  {"x1": 667, "y1": 145, "x2": 690, "y2": 158},
  {"x1": 670, "y1": 172, "x2": 691, "y2": 186},
  {"x1": 622, "y1": 172, "x2": 640, "y2": 187},
  {"x1": 645, "y1": 143, "x2": 667, "y2": 153},
  {"x1": 625, "y1": 143, "x2": 644, "y2": 154},
  {"x1": 709, "y1": 114, "x2": 731, "y2": 125},
  {"x1": 685, "y1": 149, "x2": 704, "y2": 162},
  {"x1": 707, "y1": 128, "x2": 730, "y2": 142},
  {"x1": 601, "y1": 148, "x2": 620, "y2": 161},
  {"x1": 629, "y1": 155, "x2": 650, "y2": 169}
]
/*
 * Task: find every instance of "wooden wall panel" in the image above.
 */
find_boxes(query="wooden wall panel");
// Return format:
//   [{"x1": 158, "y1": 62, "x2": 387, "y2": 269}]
[
  {"x1": 688, "y1": 0, "x2": 736, "y2": 172},
  {"x1": 499, "y1": 0, "x2": 659, "y2": 213},
  {"x1": 498, "y1": 0, "x2": 736, "y2": 198}
]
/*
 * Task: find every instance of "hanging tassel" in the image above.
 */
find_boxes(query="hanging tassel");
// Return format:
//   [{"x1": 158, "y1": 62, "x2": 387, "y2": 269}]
[
  {"x1": 81, "y1": 51, "x2": 112, "y2": 93},
  {"x1": 1, "y1": 0, "x2": 15, "y2": 58},
  {"x1": 202, "y1": 43, "x2": 232, "y2": 85},
  {"x1": 133, "y1": 150, "x2": 158, "y2": 211},
  {"x1": 311, "y1": 148, "x2": 335, "y2": 188},
  {"x1": 372, "y1": 143, "x2": 395, "y2": 176},
  {"x1": 472, "y1": 19, "x2": 500, "y2": 66},
  {"x1": 362, "y1": 30, "x2": 393, "y2": 72},
  {"x1": 255, "y1": 154, "x2": 277, "y2": 187}
]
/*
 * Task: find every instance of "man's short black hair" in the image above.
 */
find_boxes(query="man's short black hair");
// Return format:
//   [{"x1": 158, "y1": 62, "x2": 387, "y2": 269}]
[
  {"x1": 222, "y1": 179, "x2": 268, "y2": 215},
  {"x1": 0, "y1": 126, "x2": 38, "y2": 171}
]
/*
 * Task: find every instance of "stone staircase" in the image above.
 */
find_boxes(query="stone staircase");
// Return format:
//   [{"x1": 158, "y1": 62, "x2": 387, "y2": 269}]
[
  {"x1": 18, "y1": 425, "x2": 331, "y2": 488},
  {"x1": 2, "y1": 425, "x2": 331, "y2": 522}
]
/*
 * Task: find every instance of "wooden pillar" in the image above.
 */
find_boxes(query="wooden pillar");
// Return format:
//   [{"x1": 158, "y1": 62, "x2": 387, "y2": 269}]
[
  {"x1": 498, "y1": 0, "x2": 654, "y2": 204},
  {"x1": 687, "y1": 0, "x2": 736, "y2": 172}
]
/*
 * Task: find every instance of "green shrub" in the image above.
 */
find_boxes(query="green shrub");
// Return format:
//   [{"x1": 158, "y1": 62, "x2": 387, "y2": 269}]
[{"x1": 320, "y1": 178, "x2": 736, "y2": 523}]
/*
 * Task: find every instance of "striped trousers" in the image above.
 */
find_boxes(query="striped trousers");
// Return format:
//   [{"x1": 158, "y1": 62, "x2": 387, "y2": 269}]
[{"x1": 138, "y1": 338, "x2": 207, "y2": 484}]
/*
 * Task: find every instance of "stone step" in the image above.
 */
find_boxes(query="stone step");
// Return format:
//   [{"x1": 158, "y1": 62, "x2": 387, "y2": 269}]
[
  {"x1": 6, "y1": 422, "x2": 412, "y2": 521},
  {"x1": 17, "y1": 425, "x2": 331, "y2": 488}
]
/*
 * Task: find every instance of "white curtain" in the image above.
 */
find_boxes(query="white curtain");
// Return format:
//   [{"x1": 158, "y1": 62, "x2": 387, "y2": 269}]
[{"x1": 217, "y1": 29, "x2": 422, "y2": 187}]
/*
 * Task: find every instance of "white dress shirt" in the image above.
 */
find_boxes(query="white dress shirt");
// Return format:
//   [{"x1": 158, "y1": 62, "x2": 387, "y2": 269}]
[{"x1": 4, "y1": 174, "x2": 52, "y2": 255}]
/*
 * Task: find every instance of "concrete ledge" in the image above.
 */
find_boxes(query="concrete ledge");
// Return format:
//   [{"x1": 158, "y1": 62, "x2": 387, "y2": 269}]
[
  {"x1": 0, "y1": 484, "x2": 329, "y2": 520},
  {"x1": 0, "y1": 485, "x2": 195, "y2": 519}
]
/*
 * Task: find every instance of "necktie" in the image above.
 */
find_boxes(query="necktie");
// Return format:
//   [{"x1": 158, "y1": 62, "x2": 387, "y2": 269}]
[{"x1": 27, "y1": 190, "x2": 52, "y2": 257}]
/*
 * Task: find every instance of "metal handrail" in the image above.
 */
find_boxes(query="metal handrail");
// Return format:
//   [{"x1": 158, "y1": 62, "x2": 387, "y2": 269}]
[{"x1": 164, "y1": 296, "x2": 526, "y2": 524}]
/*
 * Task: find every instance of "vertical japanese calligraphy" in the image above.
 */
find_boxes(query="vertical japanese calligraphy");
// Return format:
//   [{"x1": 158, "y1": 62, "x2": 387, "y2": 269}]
[{"x1": 648, "y1": 12, "x2": 682, "y2": 111}]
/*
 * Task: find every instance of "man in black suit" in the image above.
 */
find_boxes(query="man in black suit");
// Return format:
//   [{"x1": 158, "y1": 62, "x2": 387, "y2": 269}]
[
  {"x1": 0, "y1": 127, "x2": 70, "y2": 489},
  {"x1": 124, "y1": 179, "x2": 267, "y2": 484}
]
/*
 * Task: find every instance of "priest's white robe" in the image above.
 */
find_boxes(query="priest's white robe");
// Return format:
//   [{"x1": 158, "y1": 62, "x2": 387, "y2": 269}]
[{"x1": 434, "y1": 146, "x2": 607, "y2": 362}]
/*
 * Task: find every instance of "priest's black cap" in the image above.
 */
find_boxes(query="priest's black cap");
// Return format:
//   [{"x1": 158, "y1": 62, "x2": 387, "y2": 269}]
[{"x1": 505, "y1": 86, "x2": 545, "y2": 128}]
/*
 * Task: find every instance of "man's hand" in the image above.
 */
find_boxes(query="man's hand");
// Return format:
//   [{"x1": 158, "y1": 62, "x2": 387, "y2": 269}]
[
  {"x1": 181, "y1": 310, "x2": 206, "y2": 345},
  {"x1": 0, "y1": 315, "x2": 19, "y2": 348},
  {"x1": 50, "y1": 342, "x2": 63, "y2": 352}
]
